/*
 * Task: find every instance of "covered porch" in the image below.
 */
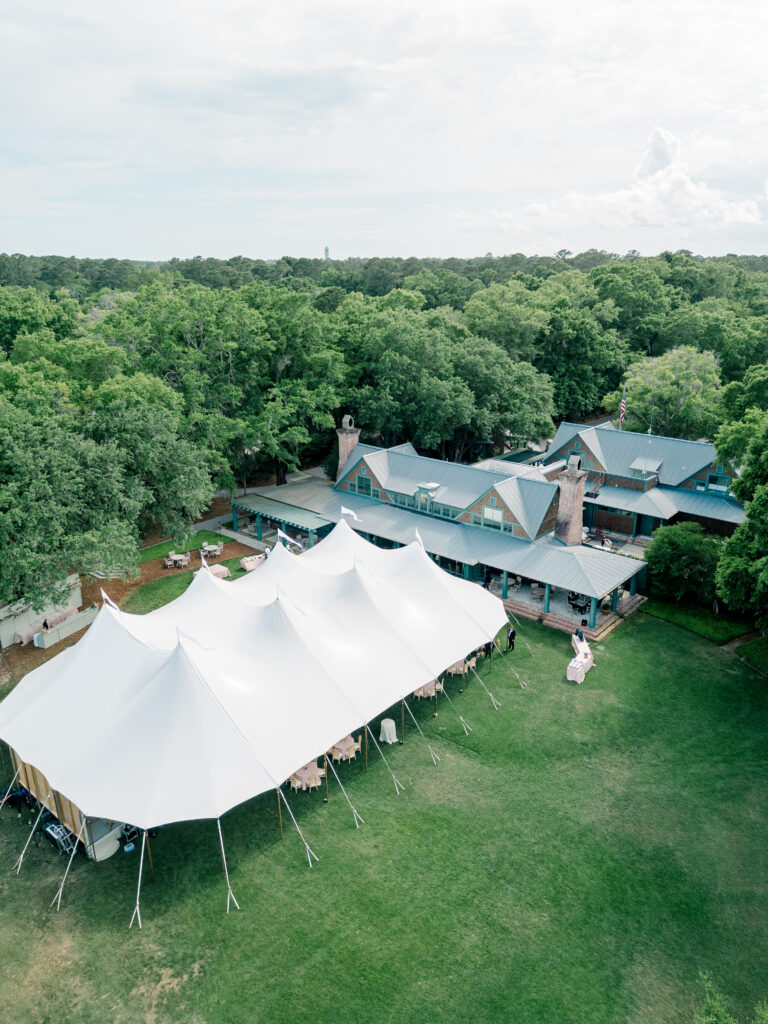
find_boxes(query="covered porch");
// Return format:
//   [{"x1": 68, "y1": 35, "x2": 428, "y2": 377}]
[
  {"x1": 229, "y1": 494, "x2": 333, "y2": 550},
  {"x1": 487, "y1": 575, "x2": 646, "y2": 641}
]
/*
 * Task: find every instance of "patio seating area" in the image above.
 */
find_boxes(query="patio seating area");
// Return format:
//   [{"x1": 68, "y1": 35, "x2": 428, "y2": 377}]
[{"x1": 491, "y1": 578, "x2": 646, "y2": 641}]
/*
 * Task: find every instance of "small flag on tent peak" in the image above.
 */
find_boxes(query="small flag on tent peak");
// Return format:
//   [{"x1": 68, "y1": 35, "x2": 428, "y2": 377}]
[
  {"x1": 100, "y1": 588, "x2": 119, "y2": 611},
  {"x1": 340, "y1": 506, "x2": 361, "y2": 522},
  {"x1": 277, "y1": 527, "x2": 304, "y2": 550}
]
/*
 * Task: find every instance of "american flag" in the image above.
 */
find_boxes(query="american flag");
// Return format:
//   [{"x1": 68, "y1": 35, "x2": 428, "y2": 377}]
[{"x1": 619, "y1": 386, "x2": 626, "y2": 427}]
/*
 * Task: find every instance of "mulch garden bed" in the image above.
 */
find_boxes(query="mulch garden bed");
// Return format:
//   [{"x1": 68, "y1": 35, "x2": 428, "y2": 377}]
[{"x1": 0, "y1": 538, "x2": 257, "y2": 688}]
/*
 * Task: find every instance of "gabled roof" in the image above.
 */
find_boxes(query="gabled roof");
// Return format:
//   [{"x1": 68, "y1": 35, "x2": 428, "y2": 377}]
[
  {"x1": 493, "y1": 476, "x2": 557, "y2": 538},
  {"x1": 473, "y1": 457, "x2": 549, "y2": 482},
  {"x1": 586, "y1": 485, "x2": 745, "y2": 525},
  {"x1": 359, "y1": 448, "x2": 511, "y2": 508},
  {"x1": 253, "y1": 478, "x2": 643, "y2": 598},
  {"x1": 337, "y1": 442, "x2": 381, "y2": 480},
  {"x1": 339, "y1": 443, "x2": 557, "y2": 531},
  {"x1": 545, "y1": 423, "x2": 716, "y2": 486}
]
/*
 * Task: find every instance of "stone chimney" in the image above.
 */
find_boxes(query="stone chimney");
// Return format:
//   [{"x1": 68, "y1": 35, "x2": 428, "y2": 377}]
[
  {"x1": 554, "y1": 455, "x2": 588, "y2": 546},
  {"x1": 336, "y1": 414, "x2": 361, "y2": 481}
]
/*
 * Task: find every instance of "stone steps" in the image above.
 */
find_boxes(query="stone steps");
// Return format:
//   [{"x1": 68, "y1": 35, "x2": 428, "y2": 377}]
[{"x1": 503, "y1": 594, "x2": 646, "y2": 641}]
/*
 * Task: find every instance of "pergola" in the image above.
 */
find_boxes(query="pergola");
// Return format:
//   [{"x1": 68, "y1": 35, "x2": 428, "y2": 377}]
[{"x1": 231, "y1": 494, "x2": 333, "y2": 547}]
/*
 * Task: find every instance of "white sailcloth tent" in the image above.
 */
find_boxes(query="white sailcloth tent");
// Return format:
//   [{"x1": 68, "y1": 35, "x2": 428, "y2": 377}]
[{"x1": 0, "y1": 522, "x2": 506, "y2": 833}]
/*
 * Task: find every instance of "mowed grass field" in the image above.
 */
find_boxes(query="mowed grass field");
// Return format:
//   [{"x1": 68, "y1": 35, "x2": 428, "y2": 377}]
[{"x1": 1, "y1": 612, "x2": 767, "y2": 1024}]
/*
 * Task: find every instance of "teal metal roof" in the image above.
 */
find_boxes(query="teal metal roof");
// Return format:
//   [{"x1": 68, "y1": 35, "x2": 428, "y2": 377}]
[
  {"x1": 232, "y1": 494, "x2": 332, "y2": 532},
  {"x1": 587, "y1": 485, "x2": 745, "y2": 525},
  {"x1": 341, "y1": 444, "x2": 557, "y2": 532},
  {"x1": 251, "y1": 480, "x2": 642, "y2": 598},
  {"x1": 493, "y1": 476, "x2": 557, "y2": 538},
  {"x1": 546, "y1": 422, "x2": 716, "y2": 486}
]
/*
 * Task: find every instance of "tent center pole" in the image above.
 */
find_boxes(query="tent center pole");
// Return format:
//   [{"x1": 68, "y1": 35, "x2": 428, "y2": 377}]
[
  {"x1": 323, "y1": 755, "x2": 329, "y2": 803},
  {"x1": 276, "y1": 788, "x2": 283, "y2": 838},
  {"x1": 146, "y1": 833, "x2": 155, "y2": 882},
  {"x1": 364, "y1": 726, "x2": 368, "y2": 771},
  {"x1": 400, "y1": 700, "x2": 405, "y2": 744}
]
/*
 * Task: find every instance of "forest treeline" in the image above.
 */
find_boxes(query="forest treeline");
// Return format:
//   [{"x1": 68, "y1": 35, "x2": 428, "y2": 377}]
[{"x1": 0, "y1": 249, "x2": 766, "y2": 618}]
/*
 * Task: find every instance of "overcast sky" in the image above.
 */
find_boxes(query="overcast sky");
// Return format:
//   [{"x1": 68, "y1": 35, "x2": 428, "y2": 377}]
[{"x1": 2, "y1": 0, "x2": 768, "y2": 261}]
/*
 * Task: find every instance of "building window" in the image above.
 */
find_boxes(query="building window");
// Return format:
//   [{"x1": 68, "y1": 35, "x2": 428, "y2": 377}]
[
  {"x1": 707, "y1": 474, "x2": 730, "y2": 494},
  {"x1": 357, "y1": 475, "x2": 372, "y2": 496},
  {"x1": 489, "y1": 496, "x2": 497, "y2": 506},
  {"x1": 574, "y1": 441, "x2": 581, "y2": 450},
  {"x1": 372, "y1": 488, "x2": 380, "y2": 499},
  {"x1": 360, "y1": 465, "x2": 367, "y2": 475},
  {"x1": 483, "y1": 506, "x2": 503, "y2": 529}
]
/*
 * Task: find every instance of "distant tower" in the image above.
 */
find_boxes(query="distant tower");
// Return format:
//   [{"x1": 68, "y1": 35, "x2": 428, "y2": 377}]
[{"x1": 324, "y1": 246, "x2": 330, "y2": 261}]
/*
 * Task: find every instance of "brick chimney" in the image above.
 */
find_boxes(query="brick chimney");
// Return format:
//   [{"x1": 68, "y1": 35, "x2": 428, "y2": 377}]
[
  {"x1": 336, "y1": 414, "x2": 361, "y2": 481},
  {"x1": 554, "y1": 455, "x2": 588, "y2": 546}
]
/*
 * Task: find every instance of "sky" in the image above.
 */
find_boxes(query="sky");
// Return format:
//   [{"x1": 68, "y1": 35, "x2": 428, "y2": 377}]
[{"x1": 2, "y1": 0, "x2": 768, "y2": 261}]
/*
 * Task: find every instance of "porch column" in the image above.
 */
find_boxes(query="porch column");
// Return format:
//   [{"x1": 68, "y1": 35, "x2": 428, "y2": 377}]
[
  {"x1": 543, "y1": 583, "x2": 551, "y2": 613},
  {"x1": 611, "y1": 587, "x2": 619, "y2": 612},
  {"x1": 232, "y1": 506, "x2": 238, "y2": 532},
  {"x1": 502, "y1": 571, "x2": 508, "y2": 600},
  {"x1": 280, "y1": 522, "x2": 287, "y2": 547},
  {"x1": 629, "y1": 575, "x2": 637, "y2": 597},
  {"x1": 309, "y1": 531, "x2": 316, "y2": 548},
  {"x1": 256, "y1": 513, "x2": 262, "y2": 541},
  {"x1": 588, "y1": 597, "x2": 598, "y2": 629},
  {"x1": 462, "y1": 563, "x2": 471, "y2": 580}
]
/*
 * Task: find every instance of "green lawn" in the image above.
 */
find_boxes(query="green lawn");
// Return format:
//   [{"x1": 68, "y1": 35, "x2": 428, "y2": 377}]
[
  {"x1": 137, "y1": 530, "x2": 224, "y2": 565},
  {"x1": 738, "y1": 635, "x2": 768, "y2": 674},
  {"x1": 1, "y1": 615, "x2": 767, "y2": 1024},
  {"x1": 122, "y1": 557, "x2": 249, "y2": 613},
  {"x1": 640, "y1": 598, "x2": 750, "y2": 644}
]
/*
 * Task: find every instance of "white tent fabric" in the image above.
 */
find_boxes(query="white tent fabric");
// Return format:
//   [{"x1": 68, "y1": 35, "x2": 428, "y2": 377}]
[{"x1": 0, "y1": 522, "x2": 506, "y2": 830}]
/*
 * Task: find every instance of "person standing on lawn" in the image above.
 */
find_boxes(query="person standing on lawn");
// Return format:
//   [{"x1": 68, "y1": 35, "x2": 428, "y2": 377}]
[{"x1": 507, "y1": 625, "x2": 516, "y2": 651}]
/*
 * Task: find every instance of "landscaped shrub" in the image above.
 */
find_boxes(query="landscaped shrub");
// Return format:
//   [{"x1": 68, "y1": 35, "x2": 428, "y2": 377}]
[{"x1": 645, "y1": 521, "x2": 721, "y2": 604}]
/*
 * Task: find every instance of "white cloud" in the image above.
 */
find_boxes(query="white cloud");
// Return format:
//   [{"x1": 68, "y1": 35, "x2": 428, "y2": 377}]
[{"x1": 3, "y1": 1, "x2": 768, "y2": 256}]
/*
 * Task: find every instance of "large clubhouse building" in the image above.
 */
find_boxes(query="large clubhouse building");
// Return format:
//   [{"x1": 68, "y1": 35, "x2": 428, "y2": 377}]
[{"x1": 227, "y1": 419, "x2": 744, "y2": 637}]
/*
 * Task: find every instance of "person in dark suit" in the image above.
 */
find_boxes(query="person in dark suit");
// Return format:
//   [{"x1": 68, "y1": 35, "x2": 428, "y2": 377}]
[
  {"x1": 507, "y1": 625, "x2": 516, "y2": 651},
  {"x1": 483, "y1": 640, "x2": 493, "y2": 660}
]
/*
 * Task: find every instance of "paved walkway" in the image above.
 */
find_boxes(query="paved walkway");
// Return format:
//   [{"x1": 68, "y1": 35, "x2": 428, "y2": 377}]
[{"x1": 720, "y1": 630, "x2": 761, "y2": 652}]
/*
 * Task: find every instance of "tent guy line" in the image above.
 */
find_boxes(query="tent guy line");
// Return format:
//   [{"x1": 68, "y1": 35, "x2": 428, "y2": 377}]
[{"x1": 0, "y1": 521, "x2": 507, "y2": 924}]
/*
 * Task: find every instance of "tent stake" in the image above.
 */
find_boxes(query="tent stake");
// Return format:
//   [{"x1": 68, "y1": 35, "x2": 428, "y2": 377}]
[
  {"x1": 323, "y1": 754, "x2": 329, "y2": 803},
  {"x1": 325, "y1": 757, "x2": 365, "y2": 828},
  {"x1": 51, "y1": 818, "x2": 86, "y2": 911},
  {"x1": 0, "y1": 762, "x2": 22, "y2": 818},
  {"x1": 217, "y1": 818, "x2": 240, "y2": 913},
  {"x1": 128, "y1": 830, "x2": 146, "y2": 929},
  {"x1": 278, "y1": 788, "x2": 319, "y2": 867},
  {"x1": 14, "y1": 792, "x2": 50, "y2": 873},
  {"x1": 438, "y1": 684, "x2": 472, "y2": 735},
  {"x1": 402, "y1": 699, "x2": 440, "y2": 765},
  {"x1": 469, "y1": 665, "x2": 502, "y2": 711},
  {"x1": 365, "y1": 725, "x2": 404, "y2": 795},
  {"x1": 276, "y1": 788, "x2": 283, "y2": 838}
]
